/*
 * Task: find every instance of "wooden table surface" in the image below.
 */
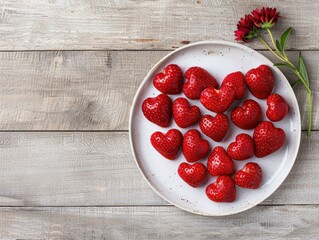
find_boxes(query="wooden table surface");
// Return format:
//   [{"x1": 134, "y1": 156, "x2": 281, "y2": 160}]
[{"x1": 0, "y1": 0, "x2": 318, "y2": 239}]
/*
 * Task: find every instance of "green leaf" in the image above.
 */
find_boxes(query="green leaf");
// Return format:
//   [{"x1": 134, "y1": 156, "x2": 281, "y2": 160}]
[
  {"x1": 275, "y1": 39, "x2": 282, "y2": 52},
  {"x1": 280, "y1": 27, "x2": 293, "y2": 54},
  {"x1": 273, "y1": 63, "x2": 295, "y2": 71},
  {"x1": 291, "y1": 79, "x2": 302, "y2": 88},
  {"x1": 273, "y1": 63, "x2": 286, "y2": 67},
  {"x1": 298, "y1": 52, "x2": 310, "y2": 86}
]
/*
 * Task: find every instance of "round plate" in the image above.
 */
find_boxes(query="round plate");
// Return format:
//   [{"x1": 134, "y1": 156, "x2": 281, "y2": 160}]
[{"x1": 129, "y1": 40, "x2": 301, "y2": 216}]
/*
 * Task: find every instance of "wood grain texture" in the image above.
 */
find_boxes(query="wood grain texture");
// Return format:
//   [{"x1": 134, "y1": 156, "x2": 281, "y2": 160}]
[
  {"x1": 0, "y1": 206, "x2": 318, "y2": 239},
  {"x1": 0, "y1": 50, "x2": 317, "y2": 130},
  {"x1": 0, "y1": 0, "x2": 318, "y2": 50},
  {"x1": 0, "y1": 50, "x2": 142, "y2": 130},
  {"x1": 0, "y1": 0, "x2": 317, "y2": 236},
  {"x1": 0, "y1": 131, "x2": 317, "y2": 206}
]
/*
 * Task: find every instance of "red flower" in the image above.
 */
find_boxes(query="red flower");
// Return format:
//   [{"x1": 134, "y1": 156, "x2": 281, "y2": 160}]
[
  {"x1": 251, "y1": 7, "x2": 280, "y2": 29},
  {"x1": 234, "y1": 15, "x2": 257, "y2": 42}
]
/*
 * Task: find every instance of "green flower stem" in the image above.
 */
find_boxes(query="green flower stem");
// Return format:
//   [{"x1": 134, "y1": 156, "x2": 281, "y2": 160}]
[
  {"x1": 307, "y1": 91, "x2": 313, "y2": 136},
  {"x1": 266, "y1": 29, "x2": 286, "y2": 59},
  {"x1": 258, "y1": 31, "x2": 313, "y2": 136},
  {"x1": 257, "y1": 36, "x2": 285, "y2": 61}
]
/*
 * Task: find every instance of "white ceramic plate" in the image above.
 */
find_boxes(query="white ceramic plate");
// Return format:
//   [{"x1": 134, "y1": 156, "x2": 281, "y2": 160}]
[{"x1": 129, "y1": 40, "x2": 301, "y2": 216}]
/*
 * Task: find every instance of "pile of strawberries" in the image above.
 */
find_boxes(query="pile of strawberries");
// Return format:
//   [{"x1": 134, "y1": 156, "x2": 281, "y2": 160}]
[{"x1": 142, "y1": 64, "x2": 289, "y2": 203}]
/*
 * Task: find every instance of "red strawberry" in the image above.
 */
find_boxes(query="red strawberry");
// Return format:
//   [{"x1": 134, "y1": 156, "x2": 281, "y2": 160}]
[
  {"x1": 266, "y1": 93, "x2": 289, "y2": 121},
  {"x1": 178, "y1": 162, "x2": 207, "y2": 187},
  {"x1": 253, "y1": 121, "x2": 286, "y2": 158},
  {"x1": 150, "y1": 129, "x2": 183, "y2": 160},
  {"x1": 206, "y1": 176, "x2": 236, "y2": 202},
  {"x1": 153, "y1": 64, "x2": 184, "y2": 94},
  {"x1": 200, "y1": 86, "x2": 235, "y2": 113},
  {"x1": 227, "y1": 133, "x2": 254, "y2": 160},
  {"x1": 183, "y1": 66, "x2": 218, "y2": 99},
  {"x1": 235, "y1": 162, "x2": 262, "y2": 189},
  {"x1": 245, "y1": 65, "x2": 274, "y2": 99},
  {"x1": 207, "y1": 146, "x2": 235, "y2": 176},
  {"x1": 199, "y1": 114, "x2": 229, "y2": 142},
  {"x1": 221, "y1": 71, "x2": 246, "y2": 100},
  {"x1": 231, "y1": 99, "x2": 261, "y2": 130},
  {"x1": 183, "y1": 129, "x2": 211, "y2": 162},
  {"x1": 142, "y1": 93, "x2": 172, "y2": 127},
  {"x1": 173, "y1": 98, "x2": 201, "y2": 128}
]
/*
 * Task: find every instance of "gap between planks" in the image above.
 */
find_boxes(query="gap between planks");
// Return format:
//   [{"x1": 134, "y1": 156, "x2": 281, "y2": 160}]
[
  {"x1": 0, "y1": 130, "x2": 129, "y2": 133},
  {"x1": 0, "y1": 49, "x2": 317, "y2": 53},
  {"x1": 0, "y1": 130, "x2": 316, "y2": 133},
  {"x1": 0, "y1": 204, "x2": 315, "y2": 208}
]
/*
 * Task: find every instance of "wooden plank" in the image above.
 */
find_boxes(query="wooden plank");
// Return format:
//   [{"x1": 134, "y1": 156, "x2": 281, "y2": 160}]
[
  {"x1": 0, "y1": 206, "x2": 318, "y2": 239},
  {"x1": 0, "y1": 131, "x2": 317, "y2": 206},
  {"x1": 0, "y1": 0, "x2": 318, "y2": 50},
  {"x1": 0, "y1": 131, "x2": 165, "y2": 206},
  {"x1": 0, "y1": 50, "x2": 317, "y2": 130},
  {"x1": 0, "y1": 50, "x2": 143, "y2": 130}
]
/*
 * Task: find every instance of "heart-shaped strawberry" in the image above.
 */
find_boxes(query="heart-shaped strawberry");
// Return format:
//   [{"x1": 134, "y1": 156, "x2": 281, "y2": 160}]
[
  {"x1": 178, "y1": 162, "x2": 207, "y2": 187},
  {"x1": 142, "y1": 93, "x2": 172, "y2": 127},
  {"x1": 245, "y1": 65, "x2": 274, "y2": 99},
  {"x1": 266, "y1": 93, "x2": 289, "y2": 121},
  {"x1": 183, "y1": 66, "x2": 218, "y2": 99},
  {"x1": 173, "y1": 97, "x2": 201, "y2": 128},
  {"x1": 227, "y1": 133, "x2": 254, "y2": 160},
  {"x1": 231, "y1": 99, "x2": 261, "y2": 130},
  {"x1": 199, "y1": 114, "x2": 229, "y2": 142},
  {"x1": 253, "y1": 121, "x2": 286, "y2": 158},
  {"x1": 150, "y1": 129, "x2": 183, "y2": 160},
  {"x1": 200, "y1": 86, "x2": 235, "y2": 113},
  {"x1": 206, "y1": 176, "x2": 236, "y2": 202},
  {"x1": 207, "y1": 146, "x2": 235, "y2": 176},
  {"x1": 153, "y1": 64, "x2": 184, "y2": 94},
  {"x1": 221, "y1": 71, "x2": 246, "y2": 100},
  {"x1": 183, "y1": 129, "x2": 211, "y2": 162},
  {"x1": 235, "y1": 162, "x2": 262, "y2": 189}
]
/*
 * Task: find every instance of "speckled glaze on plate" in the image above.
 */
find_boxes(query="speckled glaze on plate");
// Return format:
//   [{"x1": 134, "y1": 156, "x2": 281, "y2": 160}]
[{"x1": 129, "y1": 40, "x2": 301, "y2": 216}]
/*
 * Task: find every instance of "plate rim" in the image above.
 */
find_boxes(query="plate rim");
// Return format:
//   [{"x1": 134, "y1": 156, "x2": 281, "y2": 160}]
[{"x1": 128, "y1": 40, "x2": 301, "y2": 216}]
